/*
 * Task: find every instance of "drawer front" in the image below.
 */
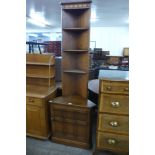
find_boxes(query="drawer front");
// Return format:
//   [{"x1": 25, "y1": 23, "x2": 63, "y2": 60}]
[
  {"x1": 97, "y1": 132, "x2": 129, "y2": 152},
  {"x1": 98, "y1": 114, "x2": 129, "y2": 134},
  {"x1": 99, "y1": 94, "x2": 129, "y2": 115},
  {"x1": 51, "y1": 104, "x2": 89, "y2": 122},
  {"x1": 100, "y1": 80, "x2": 129, "y2": 94},
  {"x1": 26, "y1": 97, "x2": 43, "y2": 107}
]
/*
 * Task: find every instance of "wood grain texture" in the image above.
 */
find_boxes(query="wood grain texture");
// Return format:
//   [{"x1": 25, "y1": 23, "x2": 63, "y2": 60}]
[{"x1": 26, "y1": 54, "x2": 57, "y2": 139}]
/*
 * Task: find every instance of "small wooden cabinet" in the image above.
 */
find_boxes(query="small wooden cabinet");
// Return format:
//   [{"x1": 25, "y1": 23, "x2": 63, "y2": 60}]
[
  {"x1": 49, "y1": 96, "x2": 95, "y2": 148},
  {"x1": 26, "y1": 54, "x2": 56, "y2": 139},
  {"x1": 26, "y1": 88, "x2": 56, "y2": 139},
  {"x1": 95, "y1": 78, "x2": 129, "y2": 154}
]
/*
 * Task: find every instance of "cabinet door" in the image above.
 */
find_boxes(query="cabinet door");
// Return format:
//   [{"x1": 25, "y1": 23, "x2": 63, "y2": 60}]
[{"x1": 26, "y1": 104, "x2": 45, "y2": 137}]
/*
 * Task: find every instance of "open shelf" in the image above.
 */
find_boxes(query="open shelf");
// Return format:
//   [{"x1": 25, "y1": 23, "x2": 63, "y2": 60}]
[
  {"x1": 26, "y1": 74, "x2": 55, "y2": 78},
  {"x1": 63, "y1": 69, "x2": 87, "y2": 74},
  {"x1": 27, "y1": 77, "x2": 55, "y2": 87},
  {"x1": 26, "y1": 53, "x2": 55, "y2": 65},
  {"x1": 26, "y1": 62, "x2": 54, "y2": 66},
  {"x1": 26, "y1": 54, "x2": 56, "y2": 88},
  {"x1": 63, "y1": 49, "x2": 88, "y2": 53},
  {"x1": 62, "y1": 52, "x2": 89, "y2": 71},
  {"x1": 62, "y1": 73, "x2": 88, "y2": 98},
  {"x1": 27, "y1": 65, "x2": 55, "y2": 77},
  {"x1": 62, "y1": 30, "x2": 89, "y2": 50},
  {"x1": 62, "y1": 9, "x2": 90, "y2": 28}
]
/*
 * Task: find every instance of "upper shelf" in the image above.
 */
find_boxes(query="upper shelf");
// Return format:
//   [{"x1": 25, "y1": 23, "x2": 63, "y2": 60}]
[
  {"x1": 63, "y1": 69, "x2": 87, "y2": 74},
  {"x1": 26, "y1": 74, "x2": 55, "y2": 79},
  {"x1": 26, "y1": 62, "x2": 55, "y2": 66},
  {"x1": 63, "y1": 28, "x2": 89, "y2": 31},
  {"x1": 63, "y1": 49, "x2": 88, "y2": 53},
  {"x1": 26, "y1": 54, "x2": 55, "y2": 65}
]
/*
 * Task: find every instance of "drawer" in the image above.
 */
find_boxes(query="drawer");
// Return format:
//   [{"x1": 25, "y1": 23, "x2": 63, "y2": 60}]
[
  {"x1": 98, "y1": 114, "x2": 129, "y2": 134},
  {"x1": 26, "y1": 97, "x2": 43, "y2": 107},
  {"x1": 100, "y1": 80, "x2": 129, "y2": 94},
  {"x1": 99, "y1": 94, "x2": 129, "y2": 115},
  {"x1": 97, "y1": 132, "x2": 129, "y2": 152},
  {"x1": 51, "y1": 104, "x2": 89, "y2": 122}
]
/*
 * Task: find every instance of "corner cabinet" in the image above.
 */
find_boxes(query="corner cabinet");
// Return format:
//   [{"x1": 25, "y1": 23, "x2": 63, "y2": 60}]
[
  {"x1": 49, "y1": 0, "x2": 95, "y2": 149},
  {"x1": 61, "y1": 0, "x2": 91, "y2": 98}
]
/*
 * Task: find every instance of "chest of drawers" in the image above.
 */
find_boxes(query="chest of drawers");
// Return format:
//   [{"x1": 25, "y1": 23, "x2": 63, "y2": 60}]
[{"x1": 95, "y1": 78, "x2": 129, "y2": 154}]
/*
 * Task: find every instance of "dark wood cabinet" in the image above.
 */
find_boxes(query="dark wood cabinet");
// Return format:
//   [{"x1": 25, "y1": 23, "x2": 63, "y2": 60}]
[{"x1": 50, "y1": 96, "x2": 95, "y2": 148}]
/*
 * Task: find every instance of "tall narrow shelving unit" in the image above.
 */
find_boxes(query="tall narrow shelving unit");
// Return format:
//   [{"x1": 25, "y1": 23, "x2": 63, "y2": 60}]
[
  {"x1": 61, "y1": 0, "x2": 91, "y2": 98},
  {"x1": 49, "y1": 0, "x2": 95, "y2": 149}
]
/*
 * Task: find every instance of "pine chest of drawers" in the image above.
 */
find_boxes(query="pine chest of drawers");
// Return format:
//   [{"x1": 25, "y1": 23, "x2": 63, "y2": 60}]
[{"x1": 96, "y1": 78, "x2": 129, "y2": 154}]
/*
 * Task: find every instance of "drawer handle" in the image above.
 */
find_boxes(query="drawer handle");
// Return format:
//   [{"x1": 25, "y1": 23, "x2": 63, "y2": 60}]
[
  {"x1": 109, "y1": 121, "x2": 119, "y2": 127},
  {"x1": 68, "y1": 102, "x2": 72, "y2": 105},
  {"x1": 107, "y1": 139, "x2": 116, "y2": 145},
  {"x1": 106, "y1": 86, "x2": 111, "y2": 91},
  {"x1": 111, "y1": 101, "x2": 120, "y2": 107},
  {"x1": 49, "y1": 100, "x2": 53, "y2": 103}
]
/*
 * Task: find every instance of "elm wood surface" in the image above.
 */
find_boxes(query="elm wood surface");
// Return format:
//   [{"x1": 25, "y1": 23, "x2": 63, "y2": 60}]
[
  {"x1": 63, "y1": 49, "x2": 88, "y2": 52},
  {"x1": 61, "y1": 0, "x2": 91, "y2": 99},
  {"x1": 26, "y1": 53, "x2": 55, "y2": 65},
  {"x1": 95, "y1": 79, "x2": 129, "y2": 154},
  {"x1": 26, "y1": 77, "x2": 55, "y2": 87},
  {"x1": 26, "y1": 86, "x2": 57, "y2": 139},
  {"x1": 63, "y1": 30, "x2": 89, "y2": 50},
  {"x1": 50, "y1": 96, "x2": 95, "y2": 148},
  {"x1": 62, "y1": 73, "x2": 88, "y2": 98},
  {"x1": 52, "y1": 0, "x2": 92, "y2": 149},
  {"x1": 26, "y1": 54, "x2": 56, "y2": 88},
  {"x1": 62, "y1": 52, "x2": 89, "y2": 72},
  {"x1": 26, "y1": 65, "x2": 55, "y2": 77},
  {"x1": 61, "y1": 0, "x2": 92, "y2": 3},
  {"x1": 63, "y1": 28, "x2": 89, "y2": 30},
  {"x1": 26, "y1": 54, "x2": 56, "y2": 139},
  {"x1": 62, "y1": 8, "x2": 90, "y2": 28}
]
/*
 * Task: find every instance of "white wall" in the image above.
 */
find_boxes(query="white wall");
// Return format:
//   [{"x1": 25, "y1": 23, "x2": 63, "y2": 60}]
[{"x1": 90, "y1": 26, "x2": 129, "y2": 56}]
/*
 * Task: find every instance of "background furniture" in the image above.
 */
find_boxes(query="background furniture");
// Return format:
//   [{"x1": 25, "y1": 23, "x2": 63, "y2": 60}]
[
  {"x1": 44, "y1": 41, "x2": 61, "y2": 56},
  {"x1": 26, "y1": 54, "x2": 57, "y2": 139},
  {"x1": 26, "y1": 42, "x2": 49, "y2": 54},
  {"x1": 50, "y1": 0, "x2": 95, "y2": 149},
  {"x1": 95, "y1": 78, "x2": 129, "y2": 154}
]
